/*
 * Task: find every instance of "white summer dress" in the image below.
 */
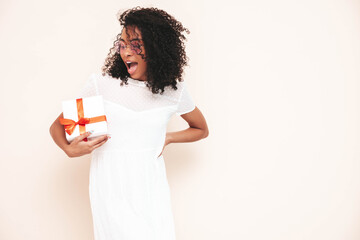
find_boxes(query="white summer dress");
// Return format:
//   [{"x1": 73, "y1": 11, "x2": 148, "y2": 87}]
[{"x1": 76, "y1": 72, "x2": 196, "y2": 240}]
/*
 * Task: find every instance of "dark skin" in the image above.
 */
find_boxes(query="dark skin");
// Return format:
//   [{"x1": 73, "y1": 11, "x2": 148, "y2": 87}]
[
  {"x1": 49, "y1": 26, "x2": 209, "y2": 158},
  {"x1": 49, "y1": 112, "x2": 109, "y2": 158},
  {"x1": 161, "y1": 107, "x2": 209, "y2": 157}
]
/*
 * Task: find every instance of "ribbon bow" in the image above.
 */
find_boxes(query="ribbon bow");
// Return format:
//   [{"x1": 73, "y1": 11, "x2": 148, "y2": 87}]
[{"x1": 60, "y1": 98, "x2": 107, "y2": 140}]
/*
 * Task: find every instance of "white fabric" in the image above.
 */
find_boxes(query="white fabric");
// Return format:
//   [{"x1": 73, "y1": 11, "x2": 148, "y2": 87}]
[{"x1": 76, "y1": 72, "x2": 195, "y2": 240}]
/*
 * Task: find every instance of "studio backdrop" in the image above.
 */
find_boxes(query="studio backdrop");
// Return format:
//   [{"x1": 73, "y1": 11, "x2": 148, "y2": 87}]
[{"x1": 0, "y1": 0, "x2": 359, "y2": 239}]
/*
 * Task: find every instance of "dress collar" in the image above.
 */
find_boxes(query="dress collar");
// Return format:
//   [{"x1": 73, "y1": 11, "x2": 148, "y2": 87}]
[{"x1": 127, "y1": 77, "x2": 147, "y2": 86}]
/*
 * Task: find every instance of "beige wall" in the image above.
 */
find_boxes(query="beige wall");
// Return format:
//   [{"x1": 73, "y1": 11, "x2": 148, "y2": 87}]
[{"x1": 1, "y1": 0, "x2": 360, "y2": 239}]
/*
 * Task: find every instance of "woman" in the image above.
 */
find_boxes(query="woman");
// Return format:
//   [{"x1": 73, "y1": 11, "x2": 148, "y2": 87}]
[{"x1": 50, "y1": 6, "x2": 209, "y2": 240}]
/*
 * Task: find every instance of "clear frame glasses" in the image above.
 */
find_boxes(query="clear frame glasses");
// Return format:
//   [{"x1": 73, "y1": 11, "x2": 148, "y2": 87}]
[{"x1": 117, "y1": 39, "x2": 144, "y2": 55}]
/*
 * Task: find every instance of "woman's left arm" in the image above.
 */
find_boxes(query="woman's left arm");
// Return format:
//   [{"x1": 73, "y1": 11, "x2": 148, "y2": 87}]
[
  {"x1": 157, "y1": 107, "x2": 209, "y2": 157},
  {"x1": 167, "y1": 106, "x2": 209, "y2": 144}
]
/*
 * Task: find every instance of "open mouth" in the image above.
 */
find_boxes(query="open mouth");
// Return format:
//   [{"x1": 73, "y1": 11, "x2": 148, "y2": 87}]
[{"x1": 126, "y1": 61, "x2": 138, "y2": 75}]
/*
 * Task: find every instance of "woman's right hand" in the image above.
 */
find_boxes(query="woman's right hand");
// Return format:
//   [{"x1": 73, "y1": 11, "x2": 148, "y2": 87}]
[{"x1": 65, "y1": 132, "x2": 109, "y2": 158}]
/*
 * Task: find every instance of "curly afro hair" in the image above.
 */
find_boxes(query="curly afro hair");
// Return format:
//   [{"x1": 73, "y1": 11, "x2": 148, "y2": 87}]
[{"x1": 101, "y1": 6, "x2": 191, "y2": 94}]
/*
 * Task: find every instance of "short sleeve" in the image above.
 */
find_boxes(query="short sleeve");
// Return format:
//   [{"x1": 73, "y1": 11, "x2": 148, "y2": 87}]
[
  {"x1": 77, "y1": 73, "x2": 99, "y2": 98},
  {"x1": 175, "y1": 81, "x2": 196, "y2": 116}
]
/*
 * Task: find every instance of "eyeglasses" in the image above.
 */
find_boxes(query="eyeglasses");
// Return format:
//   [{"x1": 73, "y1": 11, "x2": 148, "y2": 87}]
[{"x1": 117, "y1": 39, "x2": 143, "y2": 55}]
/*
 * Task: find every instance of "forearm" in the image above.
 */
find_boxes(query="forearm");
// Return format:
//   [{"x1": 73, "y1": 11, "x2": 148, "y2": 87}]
[
  {"x1": 49, "y1": 120, "x2": 70, "y2": 154},
  {"x1": 167, "y1": 127, "x2": 207, "y2": 144}
]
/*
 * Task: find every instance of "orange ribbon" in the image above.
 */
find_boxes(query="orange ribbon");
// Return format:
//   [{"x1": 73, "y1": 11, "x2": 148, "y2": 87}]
[{"x1": 59, "y1": 98, "x2": 107, "y2": 141}]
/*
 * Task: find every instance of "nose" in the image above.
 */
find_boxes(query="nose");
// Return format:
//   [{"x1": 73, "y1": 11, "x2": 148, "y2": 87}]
[{"x1": 124, "y1": 45, "x2": 133, "y2": 56}]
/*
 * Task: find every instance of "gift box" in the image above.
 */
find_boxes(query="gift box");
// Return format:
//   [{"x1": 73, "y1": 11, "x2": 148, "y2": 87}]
[{"x1": 59, "y1": 95, "x2": 108, "y2": 143}]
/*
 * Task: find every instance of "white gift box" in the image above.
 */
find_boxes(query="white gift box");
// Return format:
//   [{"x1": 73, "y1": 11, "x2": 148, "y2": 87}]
[{"x1": 60, "y1": 95, "x2": 108, "y2": 143}]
